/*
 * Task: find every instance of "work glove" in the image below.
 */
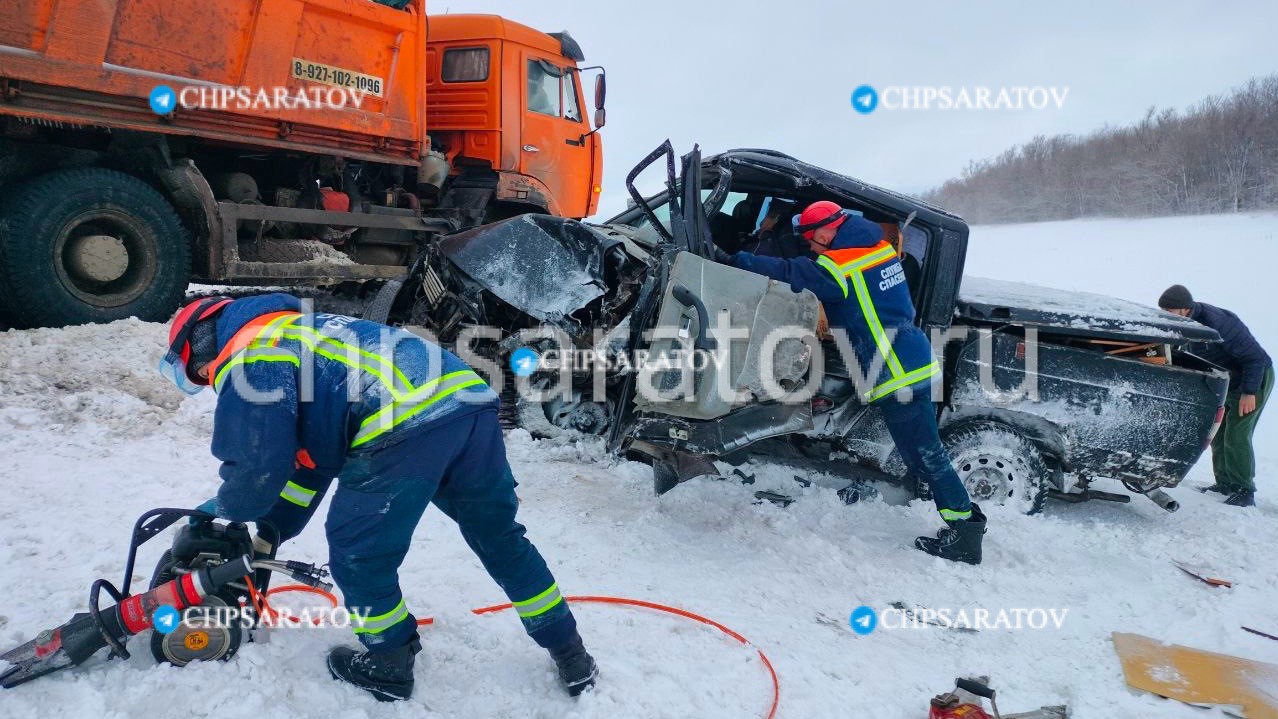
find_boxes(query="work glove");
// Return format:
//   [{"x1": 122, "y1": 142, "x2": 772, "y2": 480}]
[{"x1": 710, "y1": 245, "x2": 734, "y2": 265}]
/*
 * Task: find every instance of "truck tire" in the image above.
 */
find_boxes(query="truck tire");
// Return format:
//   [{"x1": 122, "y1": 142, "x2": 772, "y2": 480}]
[
  {"x1": 0, "y1": 168, "x2": 190, "y2": 328},
  {"x1": 363, "y1": 278, "x2": 405, "y2": 324},
  {"x1": 942, "y1": 421, "x2": 1048, "y2": 515}
]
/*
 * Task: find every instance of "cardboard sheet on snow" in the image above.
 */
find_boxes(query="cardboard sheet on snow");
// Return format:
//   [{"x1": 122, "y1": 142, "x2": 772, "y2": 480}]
[{"x1": 1112, "y1": 632, "x2": 1278, "y2": 719}]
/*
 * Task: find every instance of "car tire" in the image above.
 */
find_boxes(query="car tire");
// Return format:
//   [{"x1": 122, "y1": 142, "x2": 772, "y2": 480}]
[
  {"x1": 0, "y1": 167, "x2": 190, "y2": 328},
  {"x1": 941, "y1": 420, "x2": 1049, "y2": 515}
]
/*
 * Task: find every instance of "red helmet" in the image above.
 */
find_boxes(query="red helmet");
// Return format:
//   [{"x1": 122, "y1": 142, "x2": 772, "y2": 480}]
[
  {"x1": 158, "y1": 297, "x2": 232, "y2": 393},
  {"x1": 793, "y1": 200, "x2": 847, "y2": 241}
]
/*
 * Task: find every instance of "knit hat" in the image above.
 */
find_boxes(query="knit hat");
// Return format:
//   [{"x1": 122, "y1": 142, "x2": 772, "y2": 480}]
[
  {"x1": 186, "y1": 318, "x2": 220, "y2": 376},
  {"x1": 1158, "y1": 284, "x2": 1194, "y2": 310}
]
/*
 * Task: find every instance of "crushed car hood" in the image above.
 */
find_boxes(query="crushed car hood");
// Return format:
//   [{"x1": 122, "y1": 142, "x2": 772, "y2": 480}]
[
  {"x1": 438, "y1": 215, "x2": 625, "y2": 324},
  {"x1": 956, "y1": 276, "x2": 1220, "y2": 345}
]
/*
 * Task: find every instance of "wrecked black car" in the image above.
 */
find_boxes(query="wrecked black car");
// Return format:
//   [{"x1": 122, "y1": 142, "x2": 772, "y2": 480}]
[{"x1": 370, "y1": 141, "x2": 1229, "y2": 516}]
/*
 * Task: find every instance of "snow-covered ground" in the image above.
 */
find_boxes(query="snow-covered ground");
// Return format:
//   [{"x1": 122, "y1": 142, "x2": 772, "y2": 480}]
[{"x1": 2, "y1": 212, "x2": 1276, "y2": 718}]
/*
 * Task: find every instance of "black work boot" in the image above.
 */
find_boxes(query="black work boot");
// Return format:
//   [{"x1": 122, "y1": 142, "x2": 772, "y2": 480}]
[
  {"x1": 549, "y1": 633, "x2": 598, "y2": 697},
  {"x1": 1224, "y1": 489, "x2": 1256, "y2": 507},
  {"x1": 327, "y1": 635, "x2": 421, "y2": 702},
  {"x1": 915, "y1": 504, "x2": 987, "y2": 565}
]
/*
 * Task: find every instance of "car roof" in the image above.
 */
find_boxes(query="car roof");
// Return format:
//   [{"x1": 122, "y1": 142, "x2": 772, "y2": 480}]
[
  {"x1": 609, "y1": 146, "x2": 967, "y2": 234},
  {"x1": 705, "y1": 148, "x2": 967, "y2": 231}
]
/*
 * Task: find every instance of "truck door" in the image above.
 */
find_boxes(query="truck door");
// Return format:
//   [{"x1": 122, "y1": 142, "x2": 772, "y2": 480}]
[{"x1": 519, "y1": 50, "x2": 591, "y2": 217}]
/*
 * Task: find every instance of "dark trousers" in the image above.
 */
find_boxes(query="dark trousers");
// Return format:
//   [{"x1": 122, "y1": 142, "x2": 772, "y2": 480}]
[
  {"x1": 1212, "y1": 366, "x2": 1274, "y2": 492},
  {"x1": 879, "y1": 393, "x2": 973, "y2": 519},
  {"x1": 259, "y1": 410, "x2": 576, "y2": 653}
]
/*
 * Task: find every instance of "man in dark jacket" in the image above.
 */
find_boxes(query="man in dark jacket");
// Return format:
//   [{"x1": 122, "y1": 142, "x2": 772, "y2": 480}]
[
  {"x1": 714, "y1": 201, "x2": 986, "y2": 564},
  {"x1": 158, "y1": 293, "x2": 597, "y2": 701},
  {"x1": 1159, "y1": 284, "x2": 1272, "y2": 507},
  {"x1": 738, "y1": 198, "x2": 806, "y2": 259}
]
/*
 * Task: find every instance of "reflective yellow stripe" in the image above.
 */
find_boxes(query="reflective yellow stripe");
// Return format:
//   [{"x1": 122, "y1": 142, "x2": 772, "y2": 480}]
[
  {"x1": 816, "y1": 255, "x2": 849, "y2": 298},
  {"x1": 255, "y1": 316, "x2": 415, "y2": 397},
  {"x1": 513, "y1": 583, "x2": 564, "y2": 619},
  {"x1": 280, "y1": 480, "x2": 317, "y2": 508},
  {"x1": 282, "y1": 331, "x2": 407, "y2": 400},
  {"x1": 282, "y1": 325, "x2": 414, "y2": 392},
  {"x1": 940, "y1": 508, "x2": 973, "y2": 521},
  {"x1": 837, "y1": 244, "x2": 897, "y2": 272},
  {"x1": 213, "y1": 349, "x2": 300, "y2": 392},
  {"x1": 256, "y1": 313, "x2": 302, "y2": 347},
  {"x1": 350, "y1": 370, "x2": 487, "y2": 448},
  {"x1": 353, "y1": 599, "x2": 409, "y2": 635},
  {"x1": 850, "y1": 273, "x2": 906, "y2": 378},
  {"x1": 827, "y1": 243, "x2": 932, "y2": 402},
  {"x1": 864, "y1": 361, "x2": 940, "y2": 402}
]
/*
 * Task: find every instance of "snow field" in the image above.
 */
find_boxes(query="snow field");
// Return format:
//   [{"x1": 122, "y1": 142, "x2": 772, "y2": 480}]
[{"x1": 1, "y1": 212, "x2": 1277, "y2": 717}]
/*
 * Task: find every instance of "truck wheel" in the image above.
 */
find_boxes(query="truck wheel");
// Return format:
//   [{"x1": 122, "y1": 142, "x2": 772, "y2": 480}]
[
  {"x1": 0, "y1": 168, "x2": 190, "y2": 328},
  {"x1": 363, "y1": 278, "x2": 405, "y2": 324},
  {"x1": 942, "y1": 421, "x2": 1048, "y2": 515}
]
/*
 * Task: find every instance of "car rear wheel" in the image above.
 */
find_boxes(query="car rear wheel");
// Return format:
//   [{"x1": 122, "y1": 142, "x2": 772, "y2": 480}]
[
  {"x1": 0, "y1": 168, "x2": 190, "y2": 328},
  {"x1": 942, "y1": 421, "x2": 1049, "y2": 515}
]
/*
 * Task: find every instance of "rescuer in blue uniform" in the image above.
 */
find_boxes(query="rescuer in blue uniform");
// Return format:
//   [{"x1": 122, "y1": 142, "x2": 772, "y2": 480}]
[
  {"x1": 159, "y1": 293, "x2": 597, "y2": 701},
  {"x1": 713, "y1": 201, "x2": 988, "y2": 564}
]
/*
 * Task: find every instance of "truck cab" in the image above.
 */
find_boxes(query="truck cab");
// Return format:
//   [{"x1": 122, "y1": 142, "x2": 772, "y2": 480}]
[
  {"x1": 426, "y1": 15, "x2": 604, "y2": 221},
  {"x1": 0, "y1": 1, "x2": 605, "y2": 329}
]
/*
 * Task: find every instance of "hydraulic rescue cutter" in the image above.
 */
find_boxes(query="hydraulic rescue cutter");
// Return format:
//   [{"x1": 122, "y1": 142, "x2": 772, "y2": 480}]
[{"x1": 0, "y1": 508, "x2": 331, "y2": 688}]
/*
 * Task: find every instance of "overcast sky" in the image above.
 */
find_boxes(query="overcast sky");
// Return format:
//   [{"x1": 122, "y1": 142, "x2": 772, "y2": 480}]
[{"x1": 434, "y1": 0, "x2": 1278, "y2": 218}]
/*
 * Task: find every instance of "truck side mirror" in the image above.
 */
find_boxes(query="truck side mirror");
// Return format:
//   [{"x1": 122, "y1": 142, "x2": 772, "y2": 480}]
[{"x1": 576, "y1": 67, "x2": 607, "y2": 138}]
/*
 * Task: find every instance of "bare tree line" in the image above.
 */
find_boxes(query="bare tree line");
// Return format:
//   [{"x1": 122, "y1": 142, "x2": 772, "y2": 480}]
[{"x1": 923, "y1": 76, "x2": 1278, "y2": 224}]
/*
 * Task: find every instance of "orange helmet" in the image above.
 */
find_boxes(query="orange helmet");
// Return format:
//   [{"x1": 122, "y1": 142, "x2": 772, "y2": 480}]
[
  {"x1": 158, "y1": 297, "x2": 232, "y2": 393},
  {"x1": 793, "y1": 200, "x2": 847, "y2": 241}
]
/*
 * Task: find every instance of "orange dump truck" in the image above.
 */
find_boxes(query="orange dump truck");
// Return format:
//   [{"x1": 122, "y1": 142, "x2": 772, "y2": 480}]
[{"x1": 0, "y1": 0, "x2": 605, "y2": 328}]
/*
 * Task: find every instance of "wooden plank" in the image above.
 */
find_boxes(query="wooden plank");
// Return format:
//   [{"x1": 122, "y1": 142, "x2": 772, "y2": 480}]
[{"x1": 1112, "y1": 632, "x2": 1278, "y2": 719}]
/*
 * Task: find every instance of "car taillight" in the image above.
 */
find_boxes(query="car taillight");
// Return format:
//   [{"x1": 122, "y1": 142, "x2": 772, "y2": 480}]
[{"x1": 1204, "y1": 406, "x2": 1225, "y2": 448}]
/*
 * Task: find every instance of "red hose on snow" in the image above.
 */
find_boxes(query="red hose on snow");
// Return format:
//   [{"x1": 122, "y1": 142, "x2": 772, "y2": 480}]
[
  {"x1": 474, "y1": 595, "x2": 779, "y2": 719},
  {"x1": 257, "y1": 588, "x2": 778, "y2": 718}
]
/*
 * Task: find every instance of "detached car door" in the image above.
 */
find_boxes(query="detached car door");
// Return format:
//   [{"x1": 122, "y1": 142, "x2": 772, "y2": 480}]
[{"x1": 611, "y1": 143, "x2": 821, "y2": 466}]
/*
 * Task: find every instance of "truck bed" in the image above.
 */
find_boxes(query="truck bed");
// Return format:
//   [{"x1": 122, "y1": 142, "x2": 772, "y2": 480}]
[
  {"x1": 0, "y1": 0, "x2": 426, "y2": 164},
  {"x1": 943, "y1": 324, "x2": 1228, "y2": 489}
]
